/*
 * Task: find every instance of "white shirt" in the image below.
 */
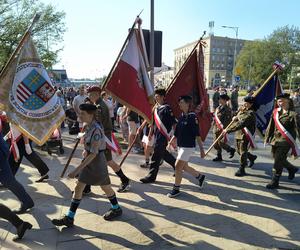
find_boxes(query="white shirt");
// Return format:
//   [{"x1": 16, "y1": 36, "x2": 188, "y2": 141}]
[
  {"x1": 104, "y1": 99, "x2": 115, "y2": 118},
  {"x1": 73, "y1": 94, "x2": 87, "y2": 115}
]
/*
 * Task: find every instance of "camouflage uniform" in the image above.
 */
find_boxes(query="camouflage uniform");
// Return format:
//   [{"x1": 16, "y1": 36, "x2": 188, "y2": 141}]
[
  {"x1": 213, "y1": 104, "x2": 235, "y2": 160},
  {"x1": 230, "y1": 90, "x2": 239, "y2": 112},
  {"x1": 227, "y1": 108, "x2": 257, "y2": 176},
  {"x1": 265, "y1": 108, "x2": 300, "y2": 188}
]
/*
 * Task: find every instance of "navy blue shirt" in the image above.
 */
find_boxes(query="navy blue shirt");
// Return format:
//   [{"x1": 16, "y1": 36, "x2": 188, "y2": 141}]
[
  {"x1": 174, "y1": 112, "x2": 200, "y2": 147},
  {"x1": 154, "y1": 104, "x2": 177, "y2": 144}
]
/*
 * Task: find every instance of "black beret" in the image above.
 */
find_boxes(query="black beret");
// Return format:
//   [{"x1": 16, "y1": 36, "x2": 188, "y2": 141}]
[
  {"x1": 79, "y1": 103, "x2": 97, "y2": 111},
  {"x1": 244, "y1": 96, "x2": 255, "y2": 103},
  {"x1": 154, "y1": 88, "x2": 166, "y2": 96},
  {"x1": 275, "y1": 93, "x2": 290, "y2": 100},
  {"x1": 178, "y1": 95, "x2": 192, "y2": 102},
  {"x1": 219, "y1": 94, "x2": 230, "y2": 101}
]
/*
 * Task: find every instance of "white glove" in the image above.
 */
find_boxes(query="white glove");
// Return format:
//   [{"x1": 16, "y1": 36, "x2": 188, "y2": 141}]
[{"x1": 25, "y1": 143, "x2": 32, "y2": 155}]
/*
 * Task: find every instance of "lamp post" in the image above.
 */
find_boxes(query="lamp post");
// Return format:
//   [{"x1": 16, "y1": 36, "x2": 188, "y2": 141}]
[{"x1": 222, "y1": 25, "x2": 239, "y2": 85}]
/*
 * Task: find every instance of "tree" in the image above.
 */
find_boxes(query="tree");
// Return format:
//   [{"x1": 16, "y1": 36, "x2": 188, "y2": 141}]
[
  {"x1": 235, "y1": 26, "x2": 300, "y2": 87},
  {"x1": 0, "y1": 0, "x2": 66, "y2": 69}
]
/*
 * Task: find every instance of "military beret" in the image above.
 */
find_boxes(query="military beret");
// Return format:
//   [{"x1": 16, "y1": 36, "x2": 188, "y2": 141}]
[
  {"x1": 178, "y1": 95, "x2": 192, "y2": 102},
  {"x1": 244, "y1": 96, "x2": 255, "y2": 103},
  {"x1": 275, "y1": 93, "x2": 290, "y2": 100},
  {"x1": 79, "y1": 103, "x2": 97, "y2": 111},
  {"x1": 219, "y1": 94, "x2": 230, "y2": 101},
  {"x1": 87, "y1": 85, "x2": 101, "y2": 93}
]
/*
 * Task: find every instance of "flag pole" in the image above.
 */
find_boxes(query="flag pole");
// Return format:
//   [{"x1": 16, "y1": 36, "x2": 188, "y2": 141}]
[
  {"x1": 119, "y1": 122, "x2": 147, "y2": 168},
  {"x1": 0, "y1": 13, "x2": 40, "y2": 77},
  {"x1": 102, "y1": 11, "x2": 143, "y2": 90},
  {"x1": 167, "y1": 31, "x2": 206, "y2": 93},
  {"x1": 204, "y1": 67, "x2": 281, "y2": 157}
]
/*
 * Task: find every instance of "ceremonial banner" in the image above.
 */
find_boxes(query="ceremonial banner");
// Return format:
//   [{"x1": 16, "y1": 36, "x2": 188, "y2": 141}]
[
  {"x1": 104, "y1": 20, "x2": 154, "y2": 122},
  {"x1": 0, "y1": 36, "x2": 65, "y2": 145},
  {"x1": 166, "y1": 42, "x2": 211, "y2": 141},
  {"x1": 253, "y1": 73, "x2": 283, "y2": 135}
]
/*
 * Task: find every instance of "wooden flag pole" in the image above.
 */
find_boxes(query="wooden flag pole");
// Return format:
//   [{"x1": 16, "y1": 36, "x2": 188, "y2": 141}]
[
  {"x1": 119, "y1": 122, "x2": 147, "y2": 168},
  {"x1": 60, "y1": 138, "x2": 80, "y2": 178},
  {"x1": 0, "y1": 13, "x2": 40, "y2": 77},
  {"x1": 102, "y1": 10, "x2": 143, "y2": 90},
  {"x1": 204, "y1": 67, "x2": 281, "y2": 157}
]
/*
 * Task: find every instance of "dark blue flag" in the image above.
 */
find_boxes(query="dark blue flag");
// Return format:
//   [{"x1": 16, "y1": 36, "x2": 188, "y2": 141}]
[{"x1": 253, "y1": 74, "x2": 283, "y2": 135}]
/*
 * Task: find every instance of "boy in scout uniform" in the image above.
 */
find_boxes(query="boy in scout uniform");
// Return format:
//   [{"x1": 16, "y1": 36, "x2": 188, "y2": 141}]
[
  {"x1": 84, "y1": 86, "x2": 130, "y2": 193},
  {"x1": 52, "y1": 104, "x2": 122, "y2": 227},
  {"x1": 224, "y1": 96, "x2": 257, "y2": 177},
  {"x1": 213, "y1": 94, "x2": 236, "y2": 161},
  {"x1": 140, "y1": 88, "x2": 177, "y2": 183},
  {"x1": 265, "y1": 93, "x2": 300, "y2": 189}
]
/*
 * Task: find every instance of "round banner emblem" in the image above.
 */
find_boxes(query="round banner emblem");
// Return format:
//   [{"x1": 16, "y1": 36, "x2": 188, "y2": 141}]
[{"x1": 9, "y1": 62, "x2": 60, "y2": 119}]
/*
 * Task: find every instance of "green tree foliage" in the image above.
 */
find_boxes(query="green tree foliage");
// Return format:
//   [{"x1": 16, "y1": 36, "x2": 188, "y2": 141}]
[
  {"x1": 235, "y1": 26, "x2": 300, "y2": 88},
  {"x1": 0, "y1": 0, "x2": 66, "y2": 69}
]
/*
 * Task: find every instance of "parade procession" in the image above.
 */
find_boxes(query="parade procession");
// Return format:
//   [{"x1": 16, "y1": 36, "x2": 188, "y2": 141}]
[{"x1": 0, "y1": 1, "x2": 300, "y2": 249}]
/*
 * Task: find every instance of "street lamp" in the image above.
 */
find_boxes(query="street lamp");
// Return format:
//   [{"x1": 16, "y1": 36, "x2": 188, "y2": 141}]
[{"x1": 222, "y1": 25, "x2": 239, "y2": 86}]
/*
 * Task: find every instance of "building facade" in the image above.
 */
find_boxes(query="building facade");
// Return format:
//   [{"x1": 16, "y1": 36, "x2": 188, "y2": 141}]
[
  {"x1": 153, "y1": 63, "x2": 174, "y2": 89},
  {"x1": 174, "y1": 35, "x2": 248, "y2": 88}
]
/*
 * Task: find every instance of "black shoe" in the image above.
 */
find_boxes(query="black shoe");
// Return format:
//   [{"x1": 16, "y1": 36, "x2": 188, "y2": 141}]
[
  {"x1": 167, "y1": 189, "x2": 181, "y2": 198},
  {"x1": 197, "y1": 174, "x2": 206, "y2": 188},
  {"x1": 35, "y1": 174, "x2": 49, "y2": 183},
  {"x1": 140, "y1": 163, "x2": 150, "y2": 168},
  {"x1": 229, "y1": 149, "x2": 236, "y2": 159},
  {"x1": 13, "y1": 203, "x2": 34, "y2": 214},
  {"x1": 140, "y1": 177, "x2": 155, "y2": 183},
  {"x1": 83, "y1": 185, "x2": 92, "y2": 195},
  {"x1": 212, "y1": 156, "x2": 223, "y2": 162},
  {"x1": 288, "y1": 167, "x2": 299, "y2": 180},
  {"x1": 117, "y1": 180, "x2": 130, "y2": 192},
  {"x1": 13, "y1": 222, "x2": 32, "y2": 241},
  {"x1": 248, "y1": 155, "x2": 257, "y2": 168},
  {"x1": 103, "y1": 207, "x2": 122, "y2": 221},
  {"x1": 52, "y1": 216, "x2": 74, "y2": 227},
  {"x1": 235, "y1": 168, "x2": 246, "y2": 177}
]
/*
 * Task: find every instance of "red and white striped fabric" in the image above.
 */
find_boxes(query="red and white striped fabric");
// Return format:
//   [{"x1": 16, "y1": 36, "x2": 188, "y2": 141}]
[
  {"x1": 154, "y1": 107, "x2": 176, "y2": 150},
  {"x1": 214, "y1": 109, "x2": 228, "y2": 143},
  {"x1": 273, "y1": 108, "x2": 300, "y2": 157},
  {"x1": 8, "y1": 124, "x2": 22, "y2": 161},
  {"x1": 16, "y1": 82, "x2": 32, "y2": 103},
  {"x1": 242, "y1": 127, "x2": 257, "y2": 149},
  {"x1": 105, "y1": 133, "x2": 122, "y2": 155}
]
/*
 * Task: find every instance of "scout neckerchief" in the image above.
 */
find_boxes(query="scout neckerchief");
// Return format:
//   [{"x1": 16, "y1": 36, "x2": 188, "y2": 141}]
[
  {"x1": 273, "y1": 107, "x2": 300, "y2": 157},
  {"x1": 214, "y1": 106, "x2": 228, "y2": 143}
]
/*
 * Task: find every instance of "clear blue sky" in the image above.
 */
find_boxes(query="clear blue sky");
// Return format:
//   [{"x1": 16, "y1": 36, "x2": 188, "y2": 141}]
[{"x1": 41, "y1": 0, "x2": 300, "y2": 79}]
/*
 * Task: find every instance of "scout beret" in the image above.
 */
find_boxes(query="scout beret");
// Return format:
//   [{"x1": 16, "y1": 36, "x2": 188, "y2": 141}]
[
  {"x1": 79, "y1": 103, "x2": 97, "y2": 111},
  {"x1": 219, "y1": 94, "x2": 230, "y2": 101},
  {"x1": 275, "y1": 93, "x2": 290, "y2": 100},
  {"x1": 87, "y1": 85, "x2": 101, "y2": 93},
  {"x1": 243, "y1": 96, "x2": 255, "y2": 103}
]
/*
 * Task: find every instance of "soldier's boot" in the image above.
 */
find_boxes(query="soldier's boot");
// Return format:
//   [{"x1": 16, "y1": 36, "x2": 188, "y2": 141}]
[
  {"x1": 235, "y1": 166, "x2": 246, "y2": 177},
  {"x1": 288, "y1": 167, "x2": 299, "y2": 180},
  {"x1": 229, "y1": 148, "x2": 236, "y2": 159},
  {"x1": 248, "y1": 154, "x2": 257, "y2": 168},
  {"x1": 266, "y1": 174, "x2": 280, "y2": 189},
  {"x1": 213, "y1": 153, "x2": 223, "y2": 162}
]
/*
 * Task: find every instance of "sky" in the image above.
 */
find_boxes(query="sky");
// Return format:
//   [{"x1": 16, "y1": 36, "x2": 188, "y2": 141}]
[{"x1": 41, "y1": 0, "x2": 300, "y2": 79}]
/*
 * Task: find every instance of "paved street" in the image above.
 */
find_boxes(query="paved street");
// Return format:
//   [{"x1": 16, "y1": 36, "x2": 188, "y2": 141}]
[{"x1": 0, "y1": 130, "x2": 300, "y2": 250}]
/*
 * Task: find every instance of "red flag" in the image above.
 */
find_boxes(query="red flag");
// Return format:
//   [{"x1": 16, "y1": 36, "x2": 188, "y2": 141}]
[
  {"x1": 104, "y1": 25, "x2": 154, "y2": 122},
  {"x1": 166, "y1": 42, "x2": 212, "y2": 141}
]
